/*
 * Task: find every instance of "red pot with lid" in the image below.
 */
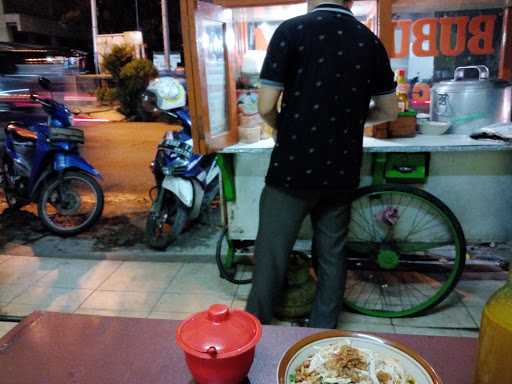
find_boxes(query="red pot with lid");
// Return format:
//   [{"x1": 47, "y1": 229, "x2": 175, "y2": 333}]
[{"x1": 176, "y1": 304, "x2": 262, "y2": 384}]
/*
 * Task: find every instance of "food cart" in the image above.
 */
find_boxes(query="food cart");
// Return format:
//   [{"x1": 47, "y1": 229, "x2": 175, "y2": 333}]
[
  {"x1": 180, "y1": 0, "x2": 512, "y2": 240},
  {"x1": 179, "y1": 0, "x2": 512, "y2": 317}
]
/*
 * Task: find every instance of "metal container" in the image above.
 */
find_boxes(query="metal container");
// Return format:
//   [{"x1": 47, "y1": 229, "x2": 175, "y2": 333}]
[{"x1": 431, "y1": 66, "x2": 512, "y2": 134}]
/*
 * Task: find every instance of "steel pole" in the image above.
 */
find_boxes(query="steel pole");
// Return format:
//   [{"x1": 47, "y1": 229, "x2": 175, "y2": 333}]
[
  {"x1": 135, "y1": 0, "x2": 140, "y2": 31},
  {"x1": 90, "y1": 0, "x2": 100, "y2": 74},
  {"x1": 161, "y1": 0, "x2": 171, "y2": 71}
]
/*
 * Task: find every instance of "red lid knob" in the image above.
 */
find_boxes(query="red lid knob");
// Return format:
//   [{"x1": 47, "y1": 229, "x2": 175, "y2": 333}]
[
  {"x1": 206, "y1": 346, "x2": 218, "y2": 357},
  {"x1": 207, "y1": 304, "x2": 229, "y2": 323}
]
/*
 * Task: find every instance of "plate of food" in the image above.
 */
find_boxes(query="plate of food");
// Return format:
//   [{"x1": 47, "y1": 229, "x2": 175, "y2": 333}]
[{"x1": 277, "y1": 331, "x2": 442, "y2": 384}]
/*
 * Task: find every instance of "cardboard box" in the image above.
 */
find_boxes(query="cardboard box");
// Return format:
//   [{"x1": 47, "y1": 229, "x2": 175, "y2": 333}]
[
  {"x1": 389, "y1": 114, "x2": 416, "y2": 138},
  {"x1": 364, "y1": 123, "x2": 389, "y2": 138}
]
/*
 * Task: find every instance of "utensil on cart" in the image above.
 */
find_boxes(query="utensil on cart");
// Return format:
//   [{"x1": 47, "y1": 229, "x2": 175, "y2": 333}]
[
  {"x1": 176, "y1": 304, "x2": 262, "y2": 384},
  {"x1": 417, "y1": 120, "x2": 450, "y2": 135},
  {"x1": 470, "y1": 122, "x2": 512, "y2": 142}
]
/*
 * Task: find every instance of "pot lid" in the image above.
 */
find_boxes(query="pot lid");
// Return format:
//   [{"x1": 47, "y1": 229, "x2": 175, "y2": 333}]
[
  {"x1": 435, "y1": 78, "x2": 494, "y2": 91},
  {"x1": 176, "y1": 304, "x2": 262, "y2": 359}
]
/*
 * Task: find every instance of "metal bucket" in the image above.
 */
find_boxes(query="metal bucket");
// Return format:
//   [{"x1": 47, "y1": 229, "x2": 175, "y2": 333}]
[{"x1": 430, "y1": 66, "x2": 512, "y2": 135}]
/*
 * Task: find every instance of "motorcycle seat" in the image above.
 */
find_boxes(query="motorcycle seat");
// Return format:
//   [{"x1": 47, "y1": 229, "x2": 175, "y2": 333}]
[{"x1": 5, "y1": 122, "x2": 37, "y2": 142}]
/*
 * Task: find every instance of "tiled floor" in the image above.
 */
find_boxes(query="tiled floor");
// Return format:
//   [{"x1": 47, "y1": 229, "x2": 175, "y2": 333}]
[{"x1": 0, "y1": 255, "x2": 500, "y2": 339}]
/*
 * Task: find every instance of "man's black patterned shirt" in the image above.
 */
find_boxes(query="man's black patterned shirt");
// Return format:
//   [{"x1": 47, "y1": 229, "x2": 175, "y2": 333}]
[{"x1": 260, "y1": 3, "x2": 396, "y2": 190}]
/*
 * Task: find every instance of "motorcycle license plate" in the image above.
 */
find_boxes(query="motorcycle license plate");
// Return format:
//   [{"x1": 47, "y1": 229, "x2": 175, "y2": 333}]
[{"x1": 161, "y1": 140, "x2": 192, "y2": 158}]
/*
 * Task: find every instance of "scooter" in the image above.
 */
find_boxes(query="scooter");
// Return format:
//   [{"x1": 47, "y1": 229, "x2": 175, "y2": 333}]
[
  {"x1": 0, "y1": 77, "x2": 104, "y2": 236},
  {"x1": 142, "y1": 90, "x2": 220, "y2": 250}
]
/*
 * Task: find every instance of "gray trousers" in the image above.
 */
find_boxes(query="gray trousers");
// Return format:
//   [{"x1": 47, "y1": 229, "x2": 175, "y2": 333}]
[{"x1": 246, "y1": 185, "x2": 352, "y2": 329}]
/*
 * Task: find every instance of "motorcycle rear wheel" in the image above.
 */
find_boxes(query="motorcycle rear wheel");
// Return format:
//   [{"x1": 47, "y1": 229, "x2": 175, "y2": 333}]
[
  {"x1": 145, "y1": 190, "x2": 189, "y2": 250},
  {"x1": 1, "y1": 155, "x2": 25, "y2": 210}
]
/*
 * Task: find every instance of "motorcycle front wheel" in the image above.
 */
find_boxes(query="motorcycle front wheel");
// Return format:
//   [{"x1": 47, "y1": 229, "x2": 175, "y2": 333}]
[
  {"x1": 38, "y1": 171, "x2": 104, "y2": 236},
  {"x1": 145, "y1": 190, "x2": 189, "y2": 250}
]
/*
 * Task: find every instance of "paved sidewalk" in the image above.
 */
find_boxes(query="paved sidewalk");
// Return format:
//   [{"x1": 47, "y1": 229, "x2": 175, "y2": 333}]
[{"x1": 0, "y1": 255, "x2": 497, "y2": 339}]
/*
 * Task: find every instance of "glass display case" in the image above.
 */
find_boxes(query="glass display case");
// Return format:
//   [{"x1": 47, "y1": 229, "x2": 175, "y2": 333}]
[
  {"x1": 180, "y1": 0, "x2": 383, "y2": 153},
  {"x1": 181, "y1": 0, "x2": 511, "y2": 154},
  {"x1": 232, "y1": 2, "x2": 378, "y2": 143}
]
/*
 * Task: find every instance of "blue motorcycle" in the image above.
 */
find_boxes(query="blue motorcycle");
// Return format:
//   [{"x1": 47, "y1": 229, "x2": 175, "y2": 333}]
[
  {"x1": 0, "y1": 77, "x2": 104, "y2": 236},
  {"x1": 141, "y1": 90, "x2": 219, "y2": 250}
]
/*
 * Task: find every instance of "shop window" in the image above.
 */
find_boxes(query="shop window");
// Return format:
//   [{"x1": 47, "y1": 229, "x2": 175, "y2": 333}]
[
  {"x1": 390, "y1": 0, "x2": 507, "y2": 112},
  {"x1": 183, "y1": 0, "x2": 381, "y2": 153},
  {"x1": 232, "y1": 1, "x2": 377, "y2": 143}
]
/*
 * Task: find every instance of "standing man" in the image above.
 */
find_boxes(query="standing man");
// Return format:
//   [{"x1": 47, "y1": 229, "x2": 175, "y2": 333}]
[{"x1": 246, "y1": 0, "x2": 398, "y2": 329}]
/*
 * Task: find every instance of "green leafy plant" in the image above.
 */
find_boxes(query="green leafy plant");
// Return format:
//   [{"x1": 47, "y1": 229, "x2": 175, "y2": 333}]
[
  {"x1": 117, "y1": 59, "x2": 158, "y2": 119},
  {"x1": 95, "y1": 86, "x2": 118, "y2": 106},
  {"x1": 102, "y1": 44, "x2": 134, "y2": 83}
]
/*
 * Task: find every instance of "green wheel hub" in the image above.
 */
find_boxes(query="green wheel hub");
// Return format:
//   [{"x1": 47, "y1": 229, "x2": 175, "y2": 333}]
[{"x1": 377, "y1": 249, "x2": 400, "y2": 270}]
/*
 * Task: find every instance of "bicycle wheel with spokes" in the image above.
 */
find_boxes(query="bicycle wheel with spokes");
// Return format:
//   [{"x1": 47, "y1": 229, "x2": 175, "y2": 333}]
[
  {"x1": 344, "y1": 184, "x2": 466, "y2": 318},
  {"x1": 216, "y1": 228, "x2": 254, "y2": 285}
]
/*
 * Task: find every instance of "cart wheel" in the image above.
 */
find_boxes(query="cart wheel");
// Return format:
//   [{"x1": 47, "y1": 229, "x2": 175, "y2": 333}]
[
  {"x1": 343, "y1": 184, "x2": 466, "y2": 318},
  {"x1": 215, "y1": 228, "x2": 253, "y2": 285}
]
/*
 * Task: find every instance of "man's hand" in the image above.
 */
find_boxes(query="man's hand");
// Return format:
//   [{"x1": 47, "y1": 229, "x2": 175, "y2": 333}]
[
  {"x1": 258, "y1": 86, "x2": 282, "y2": 130},
  {"x1": 365, "y1": 93, "x2": 399, "y2": 127}
]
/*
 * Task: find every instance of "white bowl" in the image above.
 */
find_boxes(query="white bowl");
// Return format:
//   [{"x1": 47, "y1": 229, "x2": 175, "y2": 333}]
[
  {"x1": 278, "y1": 331, "x2": 442, "y2": 384},
  {"x1": 418, "y1": 121, "x2": 450, "y2": 135}
]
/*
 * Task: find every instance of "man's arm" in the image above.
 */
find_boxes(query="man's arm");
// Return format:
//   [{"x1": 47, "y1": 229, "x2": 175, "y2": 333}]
[
  {"x1": 365, "y1": 93, "x2": 399, "y2": 127},
  {"x1": 258, "y1": 86, "x2": 282, "y2": 130}
]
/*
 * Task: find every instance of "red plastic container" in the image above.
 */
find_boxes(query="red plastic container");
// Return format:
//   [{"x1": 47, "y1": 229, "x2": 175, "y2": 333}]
[{"x1": 176, "y1": 304, "x2": 262, "y2": 384}]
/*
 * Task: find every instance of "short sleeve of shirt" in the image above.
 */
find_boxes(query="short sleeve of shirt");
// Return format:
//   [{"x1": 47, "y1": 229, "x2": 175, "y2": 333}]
[
  {"x1": 371, "y1": 40, "x2": 397, "y2": 96},
  {"x1": 259, "y1": 25, "x2": 291, "y2": 90}
]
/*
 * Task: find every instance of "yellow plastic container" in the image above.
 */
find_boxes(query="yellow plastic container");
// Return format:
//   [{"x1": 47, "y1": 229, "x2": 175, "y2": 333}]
[{"x1": 474, "y1": 272, "x2": 512, "y2": 384}]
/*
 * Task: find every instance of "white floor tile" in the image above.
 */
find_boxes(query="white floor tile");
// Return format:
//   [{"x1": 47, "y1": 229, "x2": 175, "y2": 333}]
[
  {"x1": 394, "y1": 326, "x2": 461, "y2": 337},
  {"x1": 0, "y1": 256, "x2": 12, "y2": 265},
  {"x1": 458, "y1": 329, "x2": 479, "y2": 338},
  {"x1": 153, "y1": 293, "x2": 233, "y2": 313},
  {"x1": 339, "y1": 312, "x2": 393, "y2": 325},
  {"x1": 1, "y1": 303, "x2": 78, "y2": 317},
  {"x1": 231, "y1": 299, "x2": 247, "y2": 310},
  {"x1": 74, "y1": 308, "x2": 150, "y2": 318},
  {"x1": 338, "y1": 323, "x2": 396, "y2": 334},
  {"x1": 10, "y1": 286, "x2": 93, "y2": 310},
  {"x1": 0, "y1": 283, "x2": 33, "y2": 303},
  {"x1": 0, "y1": 322, "x2": 17, "y2": 337},
  {"x1": 236, "y1": 283, "x2": 252, "y2": 300},
  {"x1": 147, "y1": 312, "x2": 192, "y2": 320},
  {"x1": 455, "y1": 280, "x2": 504, "y2": 307},
  {"x1": 36, "y1": 260, "x2": 121, "y2": 289},
  {"x1": 0, "y1": 257, "x2": 63, "y2": 285},
  {"x1": 466, "y1": 305, "x2": 484, "y2": 327},
  {"x1": 392, "y1": 305, "x2": 478, "y2": 329},
  {"x1": 166, "y1": 263, "x2": 237, "y2": 296},
  {"x1": 99, "y1": 261, "x2": 182, "y2": 292},
  {"x1": 79, "y1": 290, "x2": 162, "y2": 312}
]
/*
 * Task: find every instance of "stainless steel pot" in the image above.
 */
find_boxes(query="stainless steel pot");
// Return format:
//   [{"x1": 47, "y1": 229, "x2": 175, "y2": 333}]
[{"x1": 430, "y1": 66, "x2": 512, "y2": 134}]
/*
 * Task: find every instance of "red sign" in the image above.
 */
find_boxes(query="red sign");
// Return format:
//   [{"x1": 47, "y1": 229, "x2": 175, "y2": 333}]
[{"x1": 392, "y1": 15, "x2": 497, "y2": 58}]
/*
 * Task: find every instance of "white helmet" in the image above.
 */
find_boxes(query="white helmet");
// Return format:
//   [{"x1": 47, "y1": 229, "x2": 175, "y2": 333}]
[{"x1": 147, "y1": 76, "x2": 186, "y2": 110}]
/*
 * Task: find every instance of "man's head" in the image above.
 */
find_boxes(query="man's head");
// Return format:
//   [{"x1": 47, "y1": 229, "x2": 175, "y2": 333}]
[{"x1": 307, "y1": 0, "x2": 354, "y2": 12}]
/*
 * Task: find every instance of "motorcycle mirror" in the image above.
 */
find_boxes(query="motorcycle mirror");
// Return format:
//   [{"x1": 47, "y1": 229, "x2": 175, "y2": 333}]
[
  {"x1": 38, "y1": 76, "x2": 52, "y2": 91},
  {"x1": 141, "y1": 91, "x2": 159, "y2": 113}
]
